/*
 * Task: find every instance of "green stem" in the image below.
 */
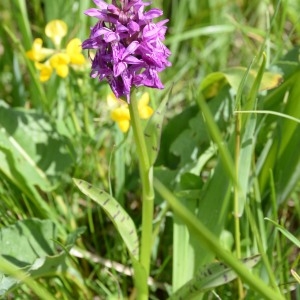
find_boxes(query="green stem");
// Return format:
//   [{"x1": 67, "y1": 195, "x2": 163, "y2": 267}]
[
  {"x1": 13, "y1": 0, "x2": 33, "y2": 50},
  {"x1": 129, "y1": 93, "x2": 151, "y2": 171},
  {"x1": 66, "y1": 81, "x2": 82, "y2": 134},
  {"x1": 234, "y1": 107, "x2": 243, "y2": 297},
  {"x1": 128, "y1": 92, "x2": 154, "y2": 300},
  {"x1": 3, "y1": 25, "x2": 49, "y2": 111}
]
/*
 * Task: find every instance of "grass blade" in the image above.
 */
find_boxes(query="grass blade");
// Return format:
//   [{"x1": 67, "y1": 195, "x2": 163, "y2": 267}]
[{"x1": 265, "y1": 218, "x2": 300, "y2": 248}]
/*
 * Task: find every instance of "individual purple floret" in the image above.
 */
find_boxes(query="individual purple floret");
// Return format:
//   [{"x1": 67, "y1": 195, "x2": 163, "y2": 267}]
[{"x1": 82, "y1": 0, "x2": 171, "y2": 102}]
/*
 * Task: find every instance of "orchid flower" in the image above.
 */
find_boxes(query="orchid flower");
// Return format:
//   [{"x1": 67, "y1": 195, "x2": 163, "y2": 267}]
[{"x1": 82, "y1": 0, "x2": 171, "y2": 102}]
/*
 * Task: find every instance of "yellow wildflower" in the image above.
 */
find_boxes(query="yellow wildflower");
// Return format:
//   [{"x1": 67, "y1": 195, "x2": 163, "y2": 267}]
[
  {"x1": 26, "y1": 20, "x2": 86, "y2": 82},
  {"x1": 26, "y1": 38, "x2": 53, "y2": 62},
  {"x1": 35, "y1": 62, "x2": 53, "y2": 82},
  {"x1": 107, "y1": 93, "x2": 130, "y2": 133},
  {"x1": 45, "y1": 20, "x2": 67, "y2": 48},
  {"x1": 111, "y1": 106, "x2": 131, "y2": 133},
  {"x1": 66, "y1": 38, "x2": 86, "y2": 65},
  {"x1": 137, "y1": 92, "x2": 154, "y2": 119},
  {"x1": 107, "y1": 92, "x2": 153, "y2": 133},
  {"x1": 50, "y1": 53, "x2": 70, "y2": 78}
]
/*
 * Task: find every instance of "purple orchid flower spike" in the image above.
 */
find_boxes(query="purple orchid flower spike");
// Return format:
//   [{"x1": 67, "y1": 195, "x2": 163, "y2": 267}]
[{"x1": 82, "y1": 0, "x2": 171, "y2": 102}]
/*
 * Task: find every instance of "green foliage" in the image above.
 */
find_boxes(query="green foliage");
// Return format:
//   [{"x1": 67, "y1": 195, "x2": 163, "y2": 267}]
[
  {"x1": 258, "y1": 65, "x2": 300, "y2": 204},
  {"x1": 0, "y1": 102, "x2": 74, "y2": 190},
  {"x1": 0, "y1": 0, "x2": 299, "y2": 299},
  {"x1": 0, "y1": 101, "x2": 74, "y2": 220},
  {"x1": 154, "y1": 179, "x2": 284, "y2": 300},
  {"x1": 0, "y1": 219, "x2": 85, "y2": 296},
  {"x1": 265, "y1": 218, "x2": 300, "y2": 248}
]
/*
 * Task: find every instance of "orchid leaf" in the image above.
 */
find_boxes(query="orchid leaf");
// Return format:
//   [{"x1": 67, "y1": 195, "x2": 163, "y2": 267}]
[
  {"x1": 73, "y1": 178, "x2": 139, "y2": 259},
  {"x1": 144, "y1": 88, "x2": 172, "y2": 166},
  {"x1": 170, "y1": 255, "x2": 261, "y2": 299}
]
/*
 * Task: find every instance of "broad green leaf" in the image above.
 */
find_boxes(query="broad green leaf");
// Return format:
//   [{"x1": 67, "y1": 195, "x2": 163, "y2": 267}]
[
  {"x1": 156, "y1": 105, "x2": 199, "y2": 167},
  {"x1": 200, "y1": 72, "x2": 229, "y2": 99},
  {"x1": 144, "y1": 87, "x2": 172, "y2": 166},
  {"x1": 200, "y1": 67, "x2": 282, "y2": 99},
  {"x1": 170, "y1": 127, "x2": 203, "y2": 168},
  {"x1": 0, "y1": 219, "x2": 82, "y2": 296},
  {"x1": 73, "y1": 179, "x2": 139, "y2": 259},
  {"x1": 265, "y1": 218, "x2": 300, "y2": 248},
  {"x1": 0, "y1": 101, "x2": 74, "y2": 192},
  {"x1": 168, "y1": 86, "x2": 231, "y2": 169},
  {"x1": 0, "y1": 219, "x2": 57, "y2": 267},
  {"x1": 170, "y1": 255, "x2": 261, "y2": 299},
  {"x1": 179, "y1": 172, "x2": 203, "y2": 191}
]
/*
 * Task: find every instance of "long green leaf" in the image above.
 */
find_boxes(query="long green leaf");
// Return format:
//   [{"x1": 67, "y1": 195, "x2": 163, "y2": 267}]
[
  {"x1": 144, "y1": 87, "x2": 172, "y2": 166},
  {"x1": 258, "y1": 71, "x2": 300, "y2": 203},
  {"x1": 12, "y1": 0, "x2": 32, "y2": 50},
  {"x1": 236, "y1": 54, "x2": 266, "y2": 215},
  {"x1": 291, "y1": 269, "x2": 300, "y2": 284},
  {"x1": 166, "y1": 25, "x2": 235, "y2": 45},
  {"x1": 234, "y1": 110, "x2": 300, "y2": 124},
  {"x1": 73, "y1": 179, "x2": 139, "y2": 259}
]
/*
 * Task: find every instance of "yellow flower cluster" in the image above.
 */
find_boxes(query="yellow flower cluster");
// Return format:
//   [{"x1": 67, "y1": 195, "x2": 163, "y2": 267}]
[
  {"x1": 107, "y1": 92, "x2": 154, "y2": 133},
  {"x1": 26, "y1": 20, "x2": 85, "y2": 82}
]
